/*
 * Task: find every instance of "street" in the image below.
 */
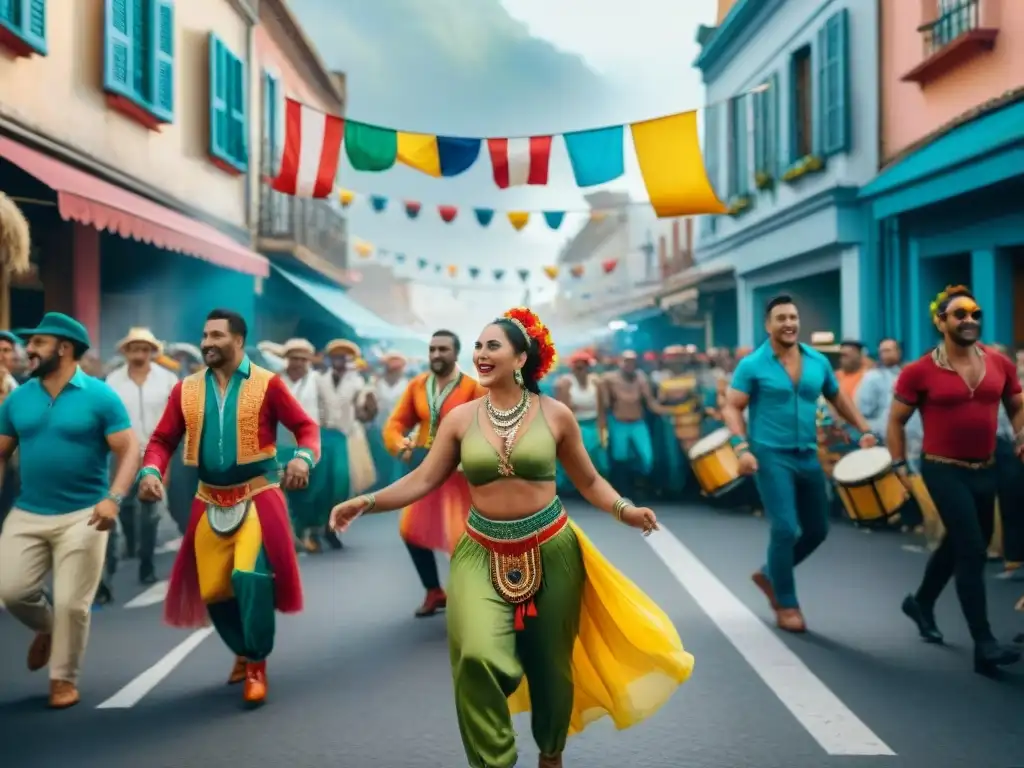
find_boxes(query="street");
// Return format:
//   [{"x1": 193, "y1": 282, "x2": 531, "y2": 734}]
[{"x1": 1, "y1": 503, "x2": 1022, "y2": 768}]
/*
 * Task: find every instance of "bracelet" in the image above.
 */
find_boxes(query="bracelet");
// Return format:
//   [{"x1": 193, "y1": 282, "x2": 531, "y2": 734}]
[
  {"x1": 891, "y1": 459, "x2": 907, "y2": 470},
  {"x1": 361, "y1": 493, "x2": 376, "y2": 513},
  {"x1": 612, "y1": 497, "x2": 633, "y2": 521}
]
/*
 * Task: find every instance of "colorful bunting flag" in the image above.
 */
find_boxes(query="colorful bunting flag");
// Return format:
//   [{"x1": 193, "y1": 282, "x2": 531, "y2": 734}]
[
  {"x1": 486, "y1": 137, "x2": 552, "y2": 188},
  {"x1": 396, "y1": 133, "x2": 481, "y2": 178},
  {"x1": 395, "y1": 253, "x2": 407, "y2": 263},
  {"x1": 507, "y1": 212, "x2": 529, "y2": 231},
  {"x1": 475, "y1": 208, "x2": 494, "y2": 227},
  {"x1": 570, "y1": 265, "x2": 584, "y2": 278},
  {"x1": 469, "y1": 267, "x2": 480, "y2": 279},
  {"x1": 404, "y1": 201, "x2": 421, "y2": 218},
  {"x1": 447, "y1": 264, "x2": 457, "y2": 277},
  {"x1": 602, "y1": 258, "x2": 618, "y2": 274},
  {"x1": 493, "y1": 268, "x2": 505, "y2": 281},
  {"x1": 417, "y1": 258, "x2": 428, "y2": 270},
  {"x1": 370, "y1": 195, "x2": 388, "y2": 212},
  {"x1": 543, "y1": 266, "x2": 559, "y2": 280},
  {"x1": 345, "y1": 121, "x2": 397, "y2": 172},
  {"x1": 543, "y1": 211, "x2": 565, "y2": 230},
  {"x1": 339, "y1": 189, "x2": 355, "y2": 207},
  {"x1": 271, "y1": 99, "x2": 344, "y2": 198},
  {"x1": 434, "y1": 263, "x2": 442, "y2": 273},
  {"x1": 438, "y1": 205, "x2": 458, "y2": 223},
  {"x1": 563, "y1": 125, "x2": 624, "y2": 187},
  {"x1": 354, "y1": 240, "x2": 373, "y2": 258},
  {"x1": 517, "y1": 268, "x2": 530, "y2": 282}
]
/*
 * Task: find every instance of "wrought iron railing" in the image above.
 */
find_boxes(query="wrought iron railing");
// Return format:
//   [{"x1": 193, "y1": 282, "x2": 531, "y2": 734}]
[
  {"x1": 919, "y1": 0, "x2": 980, "y2": 56},
  {"x1": 258, "y1": 184, "x2": 348, "y2": 271}
]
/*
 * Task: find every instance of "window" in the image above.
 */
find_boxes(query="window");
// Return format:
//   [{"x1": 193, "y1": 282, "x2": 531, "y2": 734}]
[
  {"x1": 817, "y1": 8, "x2": 850, "y2": 156},
  {"x1": 207, "y1": 34, "x2": 247, "y2": 174},
  {"x1": 262, "y1": 70, "x2": 281, "y2": 177},
  {"x1": 790, "y1": 45, "x2": 813, "y2": 160},
  {"x1": 0, "y1": 0, "x2": 47, "y2": 56},
  {"x1": 209, "y1": 34, "x2": 247, "y2": 174},
  {"x1": 103, "y1": 0, "x2": 174, "y2": 128},
  {"x1": 727, "y1": 95, "x2": 749, "y2": 198},
  {"x1": 753, "y1": 74, "x2": 778, "y2": 182}
]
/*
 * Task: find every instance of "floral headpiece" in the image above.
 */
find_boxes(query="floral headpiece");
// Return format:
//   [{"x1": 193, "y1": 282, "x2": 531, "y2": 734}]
[
  {"x1": 503, "y1": 306, "x2": 557, "y2": 380},
  {"x1": 929, "y1": 284, "x2": 972, "y2": 327}
]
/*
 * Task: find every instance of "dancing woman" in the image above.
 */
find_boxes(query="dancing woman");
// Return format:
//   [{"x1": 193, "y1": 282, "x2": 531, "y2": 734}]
[{"x1": 331, "y1": 308, "x2": 694, "y2": 768}]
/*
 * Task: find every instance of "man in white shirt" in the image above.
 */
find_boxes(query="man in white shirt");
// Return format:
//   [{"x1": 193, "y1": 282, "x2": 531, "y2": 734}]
[{"x1": 104, "y1": 328, "x2": 178, "y2": 585}]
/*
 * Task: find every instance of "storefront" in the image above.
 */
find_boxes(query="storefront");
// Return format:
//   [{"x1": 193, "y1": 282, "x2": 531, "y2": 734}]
[{"x1": 860, "y1": 95, "x2": 1024, "y2": 358}]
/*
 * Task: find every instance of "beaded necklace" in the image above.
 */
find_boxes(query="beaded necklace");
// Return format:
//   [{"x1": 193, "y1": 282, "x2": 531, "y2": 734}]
[{"x1": 485, "y1": 388, "x2": 530, "y2": 476}]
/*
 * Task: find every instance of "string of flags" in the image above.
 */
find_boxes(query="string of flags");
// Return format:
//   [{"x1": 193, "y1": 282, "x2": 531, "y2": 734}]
[
  {"x1": 271, "y1": 97, "x2": 730, "y2": 219},
  {"x1": 336, "y1": 189, "x2": 620, "y2": 231},
  {"x1": 351, "y1": 239, "x2": 623, "y2": 284}
]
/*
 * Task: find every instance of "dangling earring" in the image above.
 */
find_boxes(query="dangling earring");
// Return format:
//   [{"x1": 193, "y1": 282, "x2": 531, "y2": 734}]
[{"x1": 514, "y1": 368, "x2": 524, "y2": 387}]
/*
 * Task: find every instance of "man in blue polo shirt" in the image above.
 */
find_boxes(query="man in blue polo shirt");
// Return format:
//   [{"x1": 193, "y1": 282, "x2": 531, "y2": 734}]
[
  {"x1": 722, "y1": 295, "x2": 876, "y2": 633},
  {"x1": 0, "y1": 312, "x2": 138, "y2": 709}
]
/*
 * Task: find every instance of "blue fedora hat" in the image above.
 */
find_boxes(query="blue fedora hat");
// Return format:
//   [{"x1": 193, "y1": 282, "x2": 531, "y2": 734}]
[
  {"x1": 15, "y1": 312, "x2": 91, "y2": 350},
  {"x1": 0, "y1": 330, "x2": 18, "y2": 346}
]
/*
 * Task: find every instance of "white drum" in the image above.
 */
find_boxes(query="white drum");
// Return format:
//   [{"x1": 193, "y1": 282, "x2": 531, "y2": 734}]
[{"x1": 832, "y1": 447, "x2": 909, "y2": 523}]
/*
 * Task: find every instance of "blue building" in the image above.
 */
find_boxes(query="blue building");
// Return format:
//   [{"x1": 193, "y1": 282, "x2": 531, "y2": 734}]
[{"x1": 692, "y1": 0, "x2": 879, "y2": 347}]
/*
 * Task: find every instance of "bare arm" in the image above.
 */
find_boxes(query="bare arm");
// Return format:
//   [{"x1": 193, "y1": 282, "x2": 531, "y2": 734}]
[
  {"x1": 826, "y1": 390, "x2": 872, "y2": 434},
  {"x1": 0, "y1": 434, "x2": 16, "y2": 462},
  {"x1": 554, "y1": 377, "x2": 572, "y2": 407},
  {"x1": 554, "y1": 402, "x2": 626, "y2": 515},
  {"x1": 886, "y1": 399, "x2": 917, "y2": 465},
  {"x1": 364, "y1": 406, "x2": 464, "y2": 512},
  {"x1": 639, "y1": 375, "x2": 664, "y2": 414},
  {"x1": 106, "y1": 428, "x2": 140, "y2": 498},
  {"x1": 722, "y1": 387, "x2": 750, "y2": 440}
]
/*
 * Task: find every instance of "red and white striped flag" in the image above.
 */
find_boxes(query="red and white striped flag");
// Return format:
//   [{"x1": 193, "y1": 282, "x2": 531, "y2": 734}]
[
  {"x1": 271, "y1": 98, "x2": 345, "y2": 198},
  {"x1": 486, "y1": 136, "x2": 552, "y2": 188}
]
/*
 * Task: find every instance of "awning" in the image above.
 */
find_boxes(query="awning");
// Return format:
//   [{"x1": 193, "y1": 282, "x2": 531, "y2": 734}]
[
  {"x1": 0, "y1": 135, "x2": 268, "y2": 277},
  {"x1": 271, "y1": 265, "x2": 427, "y2": 345}
]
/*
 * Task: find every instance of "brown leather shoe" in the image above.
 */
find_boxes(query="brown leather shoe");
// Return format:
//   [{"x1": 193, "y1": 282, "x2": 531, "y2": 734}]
[
  {"x1": 27, "y1": 632, "x2": 52, "y2": 672},
  {"x1": 243, "y1": 661, "x2": 267, "y2": 705},
  {"x1": 751, "y1": 572, "x2": 780, "y2": 611},
  {"x1": 415, "y1": 588, "x2": 447, "y2": 617},
  {"x1": 48, "y1": 679, "x2": 80, "y2": 709},
  {"x1": 538, "y1": 754, "x2": 563, "y2": 768},
  {"x1": 228, "y1": 656, "x2": 247, "y2": 685},
  {"x1": 776, "y1": 608, "x2": 807, "y2": 633}
]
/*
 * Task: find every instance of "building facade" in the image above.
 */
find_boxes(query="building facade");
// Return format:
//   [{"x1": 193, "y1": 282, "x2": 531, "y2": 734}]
[
  {"x1": 861, "y1": 0, "x2": 1024, "y2": 357},
  {"x1": 0, "y1": 0, "x2": 269, "y2": 352},
  {"x1": 693, "y1": 0, "x2": 879, "y2": 348}
]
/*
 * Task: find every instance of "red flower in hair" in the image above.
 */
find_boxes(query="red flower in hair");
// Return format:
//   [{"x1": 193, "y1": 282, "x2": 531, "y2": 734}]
[{"x1": 504, "y1": 306, "x2": 558, "y2": 380}]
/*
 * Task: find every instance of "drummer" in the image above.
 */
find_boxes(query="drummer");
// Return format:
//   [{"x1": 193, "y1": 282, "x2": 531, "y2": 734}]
[{"x1": 722, "y1": 295, "x2": 877, "y2": 633}]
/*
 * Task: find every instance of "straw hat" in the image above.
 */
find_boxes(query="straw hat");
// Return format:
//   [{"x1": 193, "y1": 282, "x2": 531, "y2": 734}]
[
  {"x1": 325, "y1": 339, "x2": 361, "y2": 358},
  {"x1": 381, "y1": 351, "x2": 407, "y2": 369},
  {"x1": 281, "y1": 338, "x2": 315, "y2": 358},
  {"x1": 117, "y1": 327, "x2": 162, "y2": 355},
  {"x1": 662, "y1": 344, "x2": 686, "y2": 356},
  {"x1": 257, "y1": 341, "x2": 285, "y2": 358}
]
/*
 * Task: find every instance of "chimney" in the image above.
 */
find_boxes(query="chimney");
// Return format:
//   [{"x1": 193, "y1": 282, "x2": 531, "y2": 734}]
[
  {"x1": 682, "y1": 218, "x2": 695, "y2": 269},
  {"x1": 658, "y1": 235, "x2": 669, "y2": 278}
]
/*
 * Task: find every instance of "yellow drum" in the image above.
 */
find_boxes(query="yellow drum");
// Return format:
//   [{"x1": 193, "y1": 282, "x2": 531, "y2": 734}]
[
  {"x1": 688, "y1": 428, "x2": 744, "y2": 497},
  {"x1": 832, "y1": 447, "x2": 909, "y2": 524},
  {"x1": 672, "y1": 411, "x2": 702, "y2": 450}
]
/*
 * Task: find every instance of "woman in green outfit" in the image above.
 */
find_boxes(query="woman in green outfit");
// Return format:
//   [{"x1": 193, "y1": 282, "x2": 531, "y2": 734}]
[{"x1": 331, "y1": 307, "x2": 693, "y2": 768}]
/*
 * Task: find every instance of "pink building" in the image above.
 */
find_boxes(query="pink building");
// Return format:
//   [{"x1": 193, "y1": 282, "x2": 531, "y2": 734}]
[{"x1": 860, "y1": 0, "x2": 1024, "y2": 355}]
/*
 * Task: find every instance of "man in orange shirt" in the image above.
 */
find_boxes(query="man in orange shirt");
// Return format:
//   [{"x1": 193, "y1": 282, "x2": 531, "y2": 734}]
[
  {"x1": 836, "y1": 340, "x2": 871, "y2": 400},
  {"x1": 382, "y1": 330, "x2": 487, "y2": 617}
]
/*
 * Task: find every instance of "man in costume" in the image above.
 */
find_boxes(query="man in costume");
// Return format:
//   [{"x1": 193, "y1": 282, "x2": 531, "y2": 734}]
[
  {"x1": 105, "y1": 328, "x2": 179, "y2": 586},
  {"x1": 137, "y1": 309, "x2": 319, "y2": 705},
  {"x1": 318, "y1": 340, "x2": 376, "y2": 502},
  {"x1": 888, "y1": 286, "x2": 1022, "y2": 674},
  {"x1": 383, "y1": 330, "x2": 486, "y2": 616},
  {"x1": 723, "y1": 295, "x2": 876, "y2": 633}
]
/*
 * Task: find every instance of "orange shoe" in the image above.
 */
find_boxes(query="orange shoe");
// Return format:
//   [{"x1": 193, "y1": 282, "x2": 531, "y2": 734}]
[
  {"x1": 228, "y1": 656, "x2": 247, "y2": 685},
  {"x1": 243, "y1": 661, "x2": 267, "y2": 705},
  {"x1": 27, "y1": 632, "x2": 52, "y2": 672},
  {"x1": 415, "y1": 588, "x2": 447, "y2": 617},
  {"x1": 776, "y1": 608, "x2": 807, "y2": 633},
  {"x1": 751, "y1": 572, "x2": 780, "y2": 611},
  {"x1": 48, "y1": 679, "x2": 80, "y2": 709}
]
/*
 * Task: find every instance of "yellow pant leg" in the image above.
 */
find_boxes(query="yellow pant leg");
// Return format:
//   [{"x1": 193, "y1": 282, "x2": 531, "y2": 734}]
[
  {"x1": 194, "y1": 514, "x2": 236, "y2": 603},
  {"x1": 233, "y1": 502, "x2": 264, "y2": 572}
]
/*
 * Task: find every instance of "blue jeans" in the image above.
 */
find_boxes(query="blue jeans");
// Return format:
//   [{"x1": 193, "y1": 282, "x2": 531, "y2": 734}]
[
  {"x1": 752, "y1": 445, "x2": 829, "y2": 609},
  {"x1": 608, "y1": 417, "x2": 653, "y2": 475}
]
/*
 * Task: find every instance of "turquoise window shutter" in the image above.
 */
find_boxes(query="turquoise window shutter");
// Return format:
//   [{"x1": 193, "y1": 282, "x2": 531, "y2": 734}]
[
  {"x1": 103, "y1": 0, "x2": 134, "y2": 98},
  {"x1": 130, "y1": 0, "x2": 148, "y2": 101},
  {"x1": 826, "y1": 8, "x2": 850, "y2": 155},
  {"x1": 22, "y1": 0, "x2": 47, "y2": 53},
  {"x1": 149, "y1": 0, "x2": 174, "y2": 122},
  {"x1": 209, "y1": 34, "x2": 228, "y2": 161},
  {"x1": 263, "y1": 71, "x2": 279, "y2": 176},
  {"x1": 814, "y1": 27, "x2": 826, "y2": 156},
  {"x1": 230, "y1": 55, "x2": 248, "y2": 168},
  {"x1": 752, "y1": 87, "x2": 764, "y2": 175},
  {"x1": 733, "y1": 97, "x2": 748, "y2": 196},
  {"x1": 768, "y1": 72, "x2": 779, "y2": 176}
]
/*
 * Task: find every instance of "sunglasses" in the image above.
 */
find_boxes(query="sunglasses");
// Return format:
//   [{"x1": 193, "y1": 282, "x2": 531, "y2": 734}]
[{"x1": 941, "y1": 308, "x2": 982, "y2": 321}]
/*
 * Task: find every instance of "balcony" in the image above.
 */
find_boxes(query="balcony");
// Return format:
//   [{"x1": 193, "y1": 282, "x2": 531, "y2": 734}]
[
  {"x1": 902, "y1": 0, "x2": 998, "y2": 86},
  {"x1": 258, "y1": 183, "x2": 349, "y2": 280}
]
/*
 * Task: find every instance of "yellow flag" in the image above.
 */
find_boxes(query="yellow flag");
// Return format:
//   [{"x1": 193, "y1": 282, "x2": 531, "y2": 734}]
[
  {"x1": 353, "y1": 240, "x2": 373, "y2": 258},
  {"x1": 508, "y1": 211, "x2": 529, "y2": 231},
  {"x1": 543, "y1": 265, "x2": 559, "y2": 280},
  {"x1": 339, "y1": 189, "x2": 356, "y2": 207},
  {"x1": 630, "y1": 111, "x2": 727, "y2": 218},
  {"x1": 396, "y1": 132, "x2": 442, "y2": 177},
  {"x1": 447, "y1": 264, "x2": 458, "y2": 277}
]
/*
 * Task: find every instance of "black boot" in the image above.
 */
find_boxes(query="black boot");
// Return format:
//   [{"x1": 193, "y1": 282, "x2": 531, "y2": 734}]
[
  {"x1": 974, "y1": 641, "x2": 1021, "y2": 676},
  {"x1": 901, "y1": 594, "x2": 943, "y2": 644}
]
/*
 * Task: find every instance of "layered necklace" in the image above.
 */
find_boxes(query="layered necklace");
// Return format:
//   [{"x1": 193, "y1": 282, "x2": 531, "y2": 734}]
[{"x1": 485, "y1": 388, "x2": 530, "y2": 477}]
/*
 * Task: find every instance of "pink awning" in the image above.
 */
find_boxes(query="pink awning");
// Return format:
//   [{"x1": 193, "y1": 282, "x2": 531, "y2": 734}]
[{"x1": 0, "y1": 136, "x2": 269, "y2": 277}]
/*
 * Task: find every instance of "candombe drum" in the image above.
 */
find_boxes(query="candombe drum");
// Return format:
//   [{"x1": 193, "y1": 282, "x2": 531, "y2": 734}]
[
  {"x1": 688, "y1": 428, "x2": 744, "y2": 497},
  {"x1": 831, "y1": 447, "x2": 909, "y2": 525}
]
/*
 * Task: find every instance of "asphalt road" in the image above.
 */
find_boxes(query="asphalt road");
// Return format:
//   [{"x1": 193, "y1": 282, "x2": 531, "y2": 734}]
[{"x1": 1, "y1": 503, "x2": 1022, "y2": 768}]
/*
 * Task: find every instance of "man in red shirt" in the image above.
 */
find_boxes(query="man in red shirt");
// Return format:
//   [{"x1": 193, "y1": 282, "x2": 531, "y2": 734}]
[{"x1": 888, "y1": 286, "x2": 1022, "y2": 675}]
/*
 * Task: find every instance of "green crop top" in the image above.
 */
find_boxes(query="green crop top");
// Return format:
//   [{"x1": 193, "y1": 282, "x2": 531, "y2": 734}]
[{"x1": 460, "y1": 400, "x2": 558, "y2": 486}]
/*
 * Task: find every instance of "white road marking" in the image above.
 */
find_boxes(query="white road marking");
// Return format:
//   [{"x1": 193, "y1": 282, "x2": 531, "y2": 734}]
[
  {"x1": 901, "y1": 544, "x2": 927, "y2": 554},
  {"x1": 124, "y1": 580, "x2": 169, "y2": 609},
  {"x1": 96, "y1": 628, "x2": 214, "y2": 709},
  {"x1": 644, "y1": 527, "x2": 896, "y2": 756}
]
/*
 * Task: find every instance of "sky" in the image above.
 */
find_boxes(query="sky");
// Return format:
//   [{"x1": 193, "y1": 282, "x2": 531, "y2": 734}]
[{"x1": 288, "y1": 0, "x2": 718, "y2": 334}]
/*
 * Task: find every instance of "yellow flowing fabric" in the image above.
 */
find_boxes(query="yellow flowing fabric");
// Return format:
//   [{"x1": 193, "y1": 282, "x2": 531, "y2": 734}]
[{"x1": 507, "y1": 522, "x2": 695, "y2": 733}]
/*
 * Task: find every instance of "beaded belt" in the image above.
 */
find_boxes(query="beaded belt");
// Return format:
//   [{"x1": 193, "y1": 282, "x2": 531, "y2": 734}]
[
  {"x1": 196, "y1": 477, "x2": 277, "y2": 537},
  {"x1": 466, "y1": 497, "x2": 567, "y2": 631},
  {"x1": 921, "y1": 453, "x2": 995, "y2": 470}
]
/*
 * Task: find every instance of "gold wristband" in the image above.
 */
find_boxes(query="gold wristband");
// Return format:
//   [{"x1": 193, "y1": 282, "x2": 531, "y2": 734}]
[
  {"x1": 612, "y1": 497, "x2": 633, "y2": 521},
  {"x1": 362, "y1": 493, "x2": 376, "y2": 513}
]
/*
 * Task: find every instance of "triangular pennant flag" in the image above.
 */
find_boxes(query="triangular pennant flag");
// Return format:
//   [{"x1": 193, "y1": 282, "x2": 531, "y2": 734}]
[
  {"x1": 507, "y1": 211, "x2": 529, "y2": 231},
  {"x1": 370, "y1": 195, "x2": 388, "y2": 213},
  {"x1": 602, "y1": 259, "x2": 618, "y2": 274},
  {"x1": 570, "y1": 265, "x2": 584, "y2": 278},
  {"x1": 542, "y1": 211, "x2": 565, "y2": 230},
  {"x1": 447, "y1": 264, "x2": 457, "y2": 277},
  {"x1": 395, "y1": 253, "x2": 407, "y2": 264},
  {"x1": 438, "y1": 205, "x2": 458, "y2": 223},
  {"x1": 517, "y1": 268, "x2": 530, "y2": 282},
  {"x1": 468, "y1": 267, "x2": 480, "y2": 279},
  {"x1": 434, "y1": 263, "x2": 442, "y2": 273},
  {"x1": 493, "y1": 268, "x2": 505, "y2": 281},
  {"x1": 475, "y1": 208, "x2": 494, "y2": 227},
  {"x1": 417, "y1": 258, "x2": 428, "y2": 270},
  {"x1": 339, "y1": 189, "x2": 355, "y2": 207},
  {"x1": 543, "y1": 266, "x2": 559, "y2": 280},
  {"x1": 404, "y1": 201, "x2": 421, "y2": 219},
  {"x1": 354, "y1": 240, "x2": 373, "y2": 258},
  {"x1": 271, "y1": 99, "x2": 345, "y2": 198}
]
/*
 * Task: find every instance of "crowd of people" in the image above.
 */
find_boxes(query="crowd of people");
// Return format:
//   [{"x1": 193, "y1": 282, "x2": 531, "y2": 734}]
[{"x1": 0, "y1": 287, "x2": 1022, "y2": 766}]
